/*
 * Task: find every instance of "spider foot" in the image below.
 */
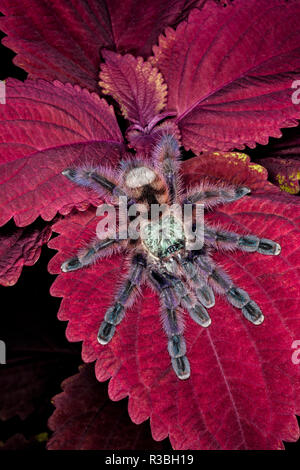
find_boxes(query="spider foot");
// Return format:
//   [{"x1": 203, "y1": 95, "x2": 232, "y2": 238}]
[
  {"x1": 62, "y1": 165, "x2": 127, "y2": 198},
  {"x1": 62, "y1": 168, "x2": 77, "y2": 180},
  {"x1": 61, "y1": 239, "x2": 117, "y2": 273},
  {"x1": 185, "y1": 184, "x2": 251, "y2": 207},
  {"x1": 97, "y1": 254, "x2": 146, "y2": 345},
  {"x1": 188, "y1": 303, "x2": 211, "y2": 328},
  {"x1": 171, "y1": 355, "x2": 191, "y2": 380},
  {"x1": 227, "y1": 286, "x2": 264, "y2": 325},
  {"x1": 232, "y1": 186, "x2": 251, "y2": 200},
  {"x1": 179, "y1": 257, "x2": 215, "y2": 309},
  {"x1": 61, "y1": 256, "x2": 82, "y2": 272},
  {"x1": 238, "y1": 235, "x2": 281, "y2": 255},
  {"x1": 257, "y1": 238, "x2": 281, "y2": 256},
  {"x1": 242, "y1": 300, "x2": 264, "y2": 325},
  {"x1": 97, "y1": 303, "x2": 126, "y2": 344},
  {"x1": 97, "y1": 321, "x2": 116, "y2": 345}
]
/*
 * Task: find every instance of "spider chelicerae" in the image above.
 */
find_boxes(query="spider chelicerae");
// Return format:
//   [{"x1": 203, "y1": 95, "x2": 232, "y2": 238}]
[{"x1": 61, "y1": 134, "x2": 281, "y2": 380}]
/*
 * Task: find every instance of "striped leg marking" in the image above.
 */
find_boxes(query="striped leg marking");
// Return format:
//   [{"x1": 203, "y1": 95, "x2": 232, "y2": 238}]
[
  {"x1": 97, "y1": 253, "x2": 146, "y2": 345},
  {"x1": 61, "y1": 238, "x2": 117, "y2": 272},
  {"x1": 178, "y1": 255, "x2": 215, "y2": 309},
  {"x1": 62, "y1": 167, "x2": 128, "y2": 198},
  {"x1": 204, "y1": 226, "x2": 281, "y2": 256},
  {"x1": 149, "y1": 269, "x2": 190, "y2": 380},
  {"x1": 184, "y1": 184, "x2": 251, "y2": 208},
  {"x1": 194, "y1": 253, "x2": 264, "y2": 325}
]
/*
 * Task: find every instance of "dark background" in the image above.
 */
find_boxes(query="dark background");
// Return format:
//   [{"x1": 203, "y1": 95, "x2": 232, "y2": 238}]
[{"x1": 0, "y1": 28, "x2": 300, "y2": 452}]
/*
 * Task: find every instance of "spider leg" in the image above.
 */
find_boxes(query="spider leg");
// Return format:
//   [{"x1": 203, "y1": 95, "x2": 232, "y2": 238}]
[
  {"x1": 184, "y1": 182, "x2": 250, "y2": 208},
  {"x1": 62, "y1": 165, "x2": 129, "y2": 199},
  {"x1": 193, "y1": 251, "x2": 264, "y2": 325},
  {"x1": 169, "y1": 273, "x2": 212, "y2": 328},
  {"x1": 151, "y1": 266, "x2": 212, "y2": 327},
  {"x1": 152, "y1": 134, "x2": 181, "y2": 203},
  {"x1": 148, "y1": 268, "x2": 190, "y2": 380},
  {"x1": 97, "y1": 253, "x2": 146, "y2": 344},
  {"x1": 204, "y1": 225, "x2": 281, "y2": 255},
  {"x1": 176, "y1": 254, "x2": 215, "y2": 308},
  {"x1": 61, "y1": 237, "x2": 121, "y2": 272}
]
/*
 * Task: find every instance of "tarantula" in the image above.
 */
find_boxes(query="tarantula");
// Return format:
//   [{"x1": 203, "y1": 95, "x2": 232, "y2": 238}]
[{"x1": 61, "y1": 134, "x2": 281, "y2": 380}]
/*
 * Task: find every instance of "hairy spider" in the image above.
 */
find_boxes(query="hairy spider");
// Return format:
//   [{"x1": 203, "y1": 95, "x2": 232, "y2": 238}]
[{"x1": 61, "y1": 134, "x2": 281, "y2": 380}]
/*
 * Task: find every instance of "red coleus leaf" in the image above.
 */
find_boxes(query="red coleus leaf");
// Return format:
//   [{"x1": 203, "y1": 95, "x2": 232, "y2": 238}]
[
  {"x1": 249, "y1": 126, "x2": 300, "y2": 195},
  {"x1": 99, "y1": 50, "x2": 168, "y2": 127},
  {"x1": 0, "y1": 79, "x2": 125, "y2": 227},
  {"x1": 0, "y1": 219, "x2": 52, "y2": 286},
  {"x1": 48, "y1": 152, "x2": 300, "y2": 450},
  {"x1": 257, "y1": 157, "x2": 300, "y2": 195},
  {"x1": 151, "y1": 0, "x2": 300, "y2": 153},
  {"x1": 48, "y1": 364, "x2": 166, "y2": 450},
  {"x1": 0, "y1": 0, "x2": 203, "y2": 92}
]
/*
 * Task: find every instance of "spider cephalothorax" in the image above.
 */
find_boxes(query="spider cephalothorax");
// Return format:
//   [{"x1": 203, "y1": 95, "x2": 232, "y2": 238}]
[{"x1": 61, "y1": 134, "x2": 281, "y2": 380}]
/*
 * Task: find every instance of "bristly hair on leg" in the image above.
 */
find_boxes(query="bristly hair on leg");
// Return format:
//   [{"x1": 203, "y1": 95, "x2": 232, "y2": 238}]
[
  {"x1": 204, "y1": 224, "x2": 281, "y2": 255},
  {"x1": 61, "y1": 236, "x2": 127, "y2": 273},
  {"x1": 184, "y1": 179, "x2": 251, "y2": 209},
  {"x1": 97, "y1": 252, "x2": 146, "y2": 345},
  {"x1": 152, "y1": 133, "x2": 183, "y2": 203},
  {"x1": 62, "y1": 164, "x2": 127, "y2": 203}
]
